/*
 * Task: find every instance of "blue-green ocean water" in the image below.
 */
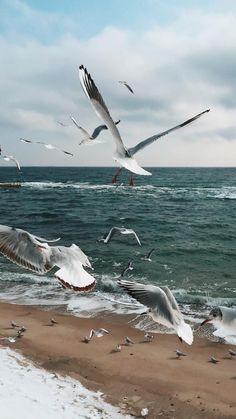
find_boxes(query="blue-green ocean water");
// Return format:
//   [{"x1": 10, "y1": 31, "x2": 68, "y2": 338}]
[{"x1": 0, "y1": 166, "x2": 236, "y2": 319}]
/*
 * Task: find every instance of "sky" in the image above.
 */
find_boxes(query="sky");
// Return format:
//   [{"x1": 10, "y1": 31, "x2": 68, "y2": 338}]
[{"x1": 1, "y1": 0, "x2": 236, "y2": 167}]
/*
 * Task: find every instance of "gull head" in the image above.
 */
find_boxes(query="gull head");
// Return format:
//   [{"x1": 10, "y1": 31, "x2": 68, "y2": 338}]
[{"x1": 200, "y1": 307, "x2": 223, "y2": 326}]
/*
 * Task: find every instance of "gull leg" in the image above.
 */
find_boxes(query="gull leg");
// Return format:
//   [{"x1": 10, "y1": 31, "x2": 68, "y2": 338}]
[
  {"x1": 129, "y1": 175, "x2": 134, "y2": 187},
  {"x1": 112, "y1": 167, "x2": 122, "y2": 184}
]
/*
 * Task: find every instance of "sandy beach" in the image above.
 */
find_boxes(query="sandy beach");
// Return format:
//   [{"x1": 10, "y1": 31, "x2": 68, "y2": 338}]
[{"x1": 0, "y1": 302, "x2": 235, "y2": 418}]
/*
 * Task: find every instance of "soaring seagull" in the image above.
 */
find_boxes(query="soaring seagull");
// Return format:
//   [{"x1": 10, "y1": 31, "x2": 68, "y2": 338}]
[
  {"x1": 0, "y1": 224, "x2": 96, "y2": 292},
  {"x1": 98, "y1": 227, "x2": 141, "y2": 246},
  {"x1": 2, "y1": 155, "x2": 21, "y2": 170},
  {"x1": 70, "y1": 116, "x2": 120, "y2": 145},
  {"x1": 20, "y1": 138, "x2": 73, "y2": 156},
  {"x1": 118, "y1": 280, "x2": 193, "y2": 345},
  {"x1": 79, "y1": 65, "x2": 210, "y2": 183},
  {"x1": 118, "y1": 80, "x2": 134, "y2": 94}
]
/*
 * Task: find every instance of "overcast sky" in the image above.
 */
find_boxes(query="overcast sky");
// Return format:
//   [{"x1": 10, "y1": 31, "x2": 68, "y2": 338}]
[{"x1": 1, "y1": 0, "x2": 236, "y2": 167}]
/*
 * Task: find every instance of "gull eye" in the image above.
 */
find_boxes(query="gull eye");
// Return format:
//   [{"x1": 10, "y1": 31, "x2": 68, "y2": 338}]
[{"x1": 213, "y1": 314, "x2": 216, "y2": 317}]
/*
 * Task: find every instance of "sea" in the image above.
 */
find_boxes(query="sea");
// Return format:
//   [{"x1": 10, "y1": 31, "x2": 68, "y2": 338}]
[{"x1": 0, "y1": 166, "x2": 236, "y2": 326}]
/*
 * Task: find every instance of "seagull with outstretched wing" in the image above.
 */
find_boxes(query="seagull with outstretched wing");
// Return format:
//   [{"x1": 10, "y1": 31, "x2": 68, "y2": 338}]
[
  {"x1": 79, "y1": 65, "x2": 210, "y2": 184},
  {"x1": 0, "y1": 224, "x2": 95, "y2": 292},
  {"x1": 70, "y1": 116, "x2": 120, "y2": 145},
  {"x1": 98, "y1": 227, "x2": 141, "y2": 246},
  {"x1": 118, "y1": 80, "x2": 134, "y2": 94},
  {"x1": 2, "y1": 155, "x2": 21, "y2": 170},
  {"x1": 118, "y1": 280, "x2": 193, "y2": 345}
]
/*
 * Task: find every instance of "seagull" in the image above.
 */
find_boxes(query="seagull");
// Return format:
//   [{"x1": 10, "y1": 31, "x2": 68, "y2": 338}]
[
  {"x1": 209, "y1": 356, "x2": 219, "y2": 364},
  {"x1": 79, "y1": 65, "x2": 210, "y2": 184},
  {"x1": 229, "y1": 349, "x2": 236, "y2": 359},
  {"x1": 144, "y1": 333, "x2": 154, "y2": 342},
  {"x1": 142, "y1": 249, "x2": 155, "y2": 262},
  {"x1": 16, "y1": 329, "x2": 24, "y2": 338},
  {"x1": 118, "y1": 81, "x2": 134, "y2": 94},
  {"x1": 83, "y1": 328, "x2": 109, "y2": 343},
  {"x1": 0, "y1": 336, "x2": 17, "y2": 343},
  {"x1": 118, "y1": 280, "x2": 193, "y2": 345},
  {"x1": 11, "y1": 320, "x2": 19, "y2": 329},
  {"x1": 2, "y1": 155, "x2": 21, "y2": 170},
  {"x1": 176, "y1": 349, "x2": 186, "y2": 359},
  {"x1": 0, "y1": 224, "x2": 96, "y2": 292},
  {"x1": 70, "y1": 116, "x2": 120, "y2": 145},
  {"x1": 50, "y1": 318, "x2": 58, "y2": 326},
  {"x1": 56, "y1": 121, "x2": 70, "y2": 127},
  {"x1": 200, "y1": 306, "x2": 236, "y2": 341},
  {"x1": 114, "y1": 344, "x2": 122, "y2": 352},
  {"x1": 18, "y1": 326, "x2": 27, "y2": 333},
  {"x1": 125, "y1": 336, "x2": 134, "y2": 345},
  {"x1": 120, "y1": 260, "x2": 133, "y2": 277},
  {"x1": 98, "y1": 227, "x2": 141, "y2": 246},
  {"x1": 20, "y1": 138, "x2": 73, "y2": 156},
  {"x1": 20, "y1": 138, "x2": 33, "y2": 144}
]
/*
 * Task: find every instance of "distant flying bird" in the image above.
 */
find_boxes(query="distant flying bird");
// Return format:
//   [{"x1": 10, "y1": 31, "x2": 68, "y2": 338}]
[
  {"x1": 142, "y1": 249, "x2": 155, "y2": 262},
  {"x1": 70, "y1": 116, "x2": 120, "y2": 145},
  {"x1": 56, "y1": 121, "x2": 70, "y2": 127},
  {"x1": 118, "y1": 280, "x2": 193, "y2": 345},
  {"x1": 20, "y1": 138, "x2": 33, "y2": 144},
  {"x1": 118, "y1": 80, "x2": 134, "y2": 94},
  {"x1": 120, "y1": 260, "x2": 133, "y2": 277},
  {"x1": 0, "y1": 145, "x2": 2, "y2": 155},
  {"x1": 98, "y1": 227, "x2": 141, "y2": 246},
  {"x1": 176, "y1": 349, "x2": 186, "y2": 359},
  {"x1": 2, "y1": 155, "x2": 21, "y2": 170},
  {"x1": 79, "y1": 65, "x2": 210, "y2": 183},
  {"x1": 0, "y1": 224, "x2": 96, "y2": 292},
  {"x1": 20, "y1": 138, "x2": 73, "y2": 156}
]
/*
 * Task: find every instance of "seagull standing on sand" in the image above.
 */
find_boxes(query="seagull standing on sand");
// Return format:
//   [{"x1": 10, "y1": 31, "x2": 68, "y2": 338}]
[
  {"x1": 2, "y1": 155, "x2": 21, "y2": 170},
  {"x1": 144, "y1": 333, "x2": 154, "y2": 342},
  {"x1": 20, "y1": 138, "x2": 73, "y2": 156},
  {"x1": 176, "y1": 349, "x2": 186, "y2": 359},
  {"x1": 125, "y1": 336, "x2": 134, "y2": 345},
  {"x1": 120, "y1": 260, "x2": 133, "y2": 277},
  {"x1": 11, "y1": 320, "x2": 19, "y2": 329},
  {"x1": 98, "y1": 227, "x2": 141, "y2": 246},
  {"x1": 79, "y1": 65, "x2": 210, "y2": 184},
  {"x1": 118, "y1": 81, "x2": 134, "y2": 94},
  {"x1": 0, "y1": 224, "x2": 96, "y2": 292},
  {"x1": 201, "y1": 306, "x2": 236, "y2": 341},
  {"x1": 118, "y1": 280, "x2": 193, "y2": 345},
  {"x1": 209, "y1": 356, "x2": 219, "y2": 364},
  {"x1": 70, "y1": 116, "x2": 120, "y2": 145},
  {"x1": 50, "y1": 318, "x2": 58, "y2": 326}
]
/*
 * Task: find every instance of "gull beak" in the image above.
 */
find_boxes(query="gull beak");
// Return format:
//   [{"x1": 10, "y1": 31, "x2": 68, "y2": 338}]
[{"x1": 200, "y1": 318, "x2": 211, "y2": 326}]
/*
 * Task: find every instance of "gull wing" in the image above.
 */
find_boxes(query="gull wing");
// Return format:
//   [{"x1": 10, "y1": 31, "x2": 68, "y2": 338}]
[
  {"x1": 130, "y1": 230, "x2": 141, "y2": 246},
  {"x1": 3, "y1": 155, "x2": 21, "y2": 170},
  {"x1": 118, "y1": 280, "x2": 175, "y2": 325},
  {"x1": 61, "y1": 149, "x2": 73, "y2": 156},
  {"x1": 19, "y1": 138, "x2": 33, "y2": 144},
  {"x1": 119, "y1": 81, "x2": 134, "y2": 94},
  {"x1": 128, "y1": 109, "x2": 210, "y2": 156},
  {"x1": 160, "y1": 286, "x2": 179, "y2": 311},
  {"x1": 79, "y1": 65, "x2": 128, "y2": 156},
  {"x1": 0, "y1": 225, "x2": 52, "y2": 274},
  {"x1": 70, "y1": 116, "x2": 90, "y2": 139},
  {"x1": 147, "y1": 249, "x2": 155, "y2": 258},
  {"x1": 91, "y1": 124, "x2": 108, "y2": 139},
  {"x1": 104, "y1": 227, "x2": 122, "y2": 243},
  {"x1": 52, "y1": 246, "x2": 95, "y2": 292}
]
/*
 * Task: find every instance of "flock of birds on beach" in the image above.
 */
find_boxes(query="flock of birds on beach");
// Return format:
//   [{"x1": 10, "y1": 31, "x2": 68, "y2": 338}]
[{"x1": 0, "y1": 65, "x2": 236, "y2": 352}]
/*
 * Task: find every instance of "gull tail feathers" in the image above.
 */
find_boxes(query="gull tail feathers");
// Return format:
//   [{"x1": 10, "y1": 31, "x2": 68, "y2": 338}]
[
  {"x1": 55, "y1": 261, "x2": 96, "y2": 292},
  {"x1": 176, "y1": 321, "x2": 193, "y2": 345},
  {"x1": 113, "y1": 155, "x2": 151, "y2": 176}
]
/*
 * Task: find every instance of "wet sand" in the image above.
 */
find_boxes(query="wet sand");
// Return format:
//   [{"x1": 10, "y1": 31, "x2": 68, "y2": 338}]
[{"x1": 0, "y1": 301, "x2": 236, "y2": 419}]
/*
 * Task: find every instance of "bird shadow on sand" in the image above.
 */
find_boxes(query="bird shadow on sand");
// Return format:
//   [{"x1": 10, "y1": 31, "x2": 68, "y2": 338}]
[{"x1": 169, "y1": 357, "x2": 182, "y2": 360}]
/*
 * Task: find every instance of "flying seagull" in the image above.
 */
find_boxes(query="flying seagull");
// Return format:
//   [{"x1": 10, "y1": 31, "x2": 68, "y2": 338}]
[
  {"x1": 83, "y1": 328, "x2": 109, "y2": 343},
  {"x1": 98, "y1": 227, "x2": 141, "y2": 246},
  {"x1": 200, "y1": 306, "x2": 236, "y2": 341},
  {"x1": 79, "y1": 65, "x2": 210, "y2": 183},
  {"x1": 0, "y1": 224, "x2": 96, "y2": 292},
  {"x1": 2, "y1": 155, "x2": 21, "y2": 170},
  {"x1": 56, "y1": 121, "x2": 70, "y2": 127},
  {"x1": 118, "y1": 280, "x2": 193, "y2": 345},
  {"x1": 118, "y1": 80, "x2": 134, "y2": 94},
  {"x1": 70, "y1": 116, "x2": 120, "y2": 145},
  {"x1": 20, "y1": 138, "x2": 73, "y2": 156},
  {"x1": 142, "y1": 249, "x2": 155, "y2": 262},
  {"x1": 120, "y1": 260, "x2": 133, "y2": 277}
]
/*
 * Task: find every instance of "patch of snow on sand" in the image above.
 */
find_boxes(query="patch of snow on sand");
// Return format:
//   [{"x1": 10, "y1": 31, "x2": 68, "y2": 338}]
[{"x1": 0, "y1": 347, "x2": 131, "y2": 419}]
